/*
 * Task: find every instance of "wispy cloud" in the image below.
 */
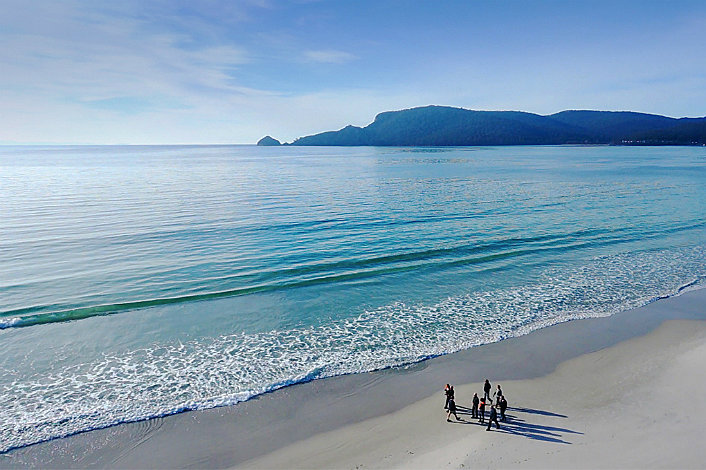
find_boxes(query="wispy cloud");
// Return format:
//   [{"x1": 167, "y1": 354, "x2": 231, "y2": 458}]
[
  {"x1": 0, "y1": 1, "x2": 264, "y2": 109},
  {"x1": 303, "y1": 49, "x2": 357, "y2": 64}
]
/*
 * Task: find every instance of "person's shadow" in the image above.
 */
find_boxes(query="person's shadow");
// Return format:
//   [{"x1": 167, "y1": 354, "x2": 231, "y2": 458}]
[
  {"x1": 445, "y1": 405, "x2": 475, "y2": 425},
  {"x1": 508, "y1": 406, "x2": 567, "y2": 418},
  {"x1": 450, "y1": 404, "x2": 582, "y2": 443}
]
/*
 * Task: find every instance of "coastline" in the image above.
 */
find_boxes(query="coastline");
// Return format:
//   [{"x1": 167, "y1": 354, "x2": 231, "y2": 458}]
[
  {"x1": 245, "y1": 317, "x2": 706, "y2": 469},
  {"x1": 2, "y1": 287, "x2": 705, "y2": 469}
]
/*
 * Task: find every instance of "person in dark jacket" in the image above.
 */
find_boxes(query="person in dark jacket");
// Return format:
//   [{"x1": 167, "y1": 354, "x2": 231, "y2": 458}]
[
  {"x1": 483, "y1": 379, "x2": 491, "y2": 401},
  {"x1": 444, "y1": 384, "x2": 451, "y2": 409},
  {"x1": 447, "y1": 398, "x2": 461, "y2": 422},
  {"x1": 486, "y1": 405, "x2": 500, "y2": 430},
  {"x1": 499, "y1": 395, "x2": 508, "y2": 421},
  {"x1": 478, "y1": 398, "x2": 486, "y2": 424},
  {"x1": 471, "y1": 393, "x2": 479, "y2": 419}
]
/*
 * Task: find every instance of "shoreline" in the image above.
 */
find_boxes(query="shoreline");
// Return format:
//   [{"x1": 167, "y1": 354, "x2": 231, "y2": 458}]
[
  {"x1": 2, "y1": 287, "x2": 705, "y2": 469},
  {"x1": 245, "y1": 318, "x2": 706, "y2": 469}
]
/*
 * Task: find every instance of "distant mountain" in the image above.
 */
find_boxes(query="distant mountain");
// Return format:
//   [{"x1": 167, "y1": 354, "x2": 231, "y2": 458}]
[{"x1": 283, "y1": 106, "x2": 706, "y2": 146}]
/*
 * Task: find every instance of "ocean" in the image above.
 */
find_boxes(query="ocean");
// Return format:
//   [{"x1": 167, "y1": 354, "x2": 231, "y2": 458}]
[{"x1": 1, "y1": 144, "x2": 705, "y2": 453}]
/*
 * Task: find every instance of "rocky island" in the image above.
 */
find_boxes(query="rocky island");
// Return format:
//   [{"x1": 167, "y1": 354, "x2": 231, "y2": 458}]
[{"x1": 256, "y1": 135, "x2": 281, "y2": 146}]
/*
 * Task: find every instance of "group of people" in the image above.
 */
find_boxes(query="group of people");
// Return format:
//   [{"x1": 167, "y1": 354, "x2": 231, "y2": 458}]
[{"x1": 444, "y1": 379, "x2": 508, "y2": 431}]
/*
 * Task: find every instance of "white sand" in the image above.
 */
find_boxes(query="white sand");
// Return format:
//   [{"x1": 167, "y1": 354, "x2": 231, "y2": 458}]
[{"x1": 240, "y1": 319, "x2": 706, "y2": 469}]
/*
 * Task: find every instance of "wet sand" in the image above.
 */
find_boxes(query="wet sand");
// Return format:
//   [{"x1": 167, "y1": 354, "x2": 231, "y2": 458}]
[{"x1": 2, "y1": 288, "x2": 705, "y2": 469}]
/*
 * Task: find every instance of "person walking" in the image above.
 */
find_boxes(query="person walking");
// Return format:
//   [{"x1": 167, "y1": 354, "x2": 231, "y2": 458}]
[
  {"x1": 499, "y1": 395, "x2": 508, "y2": 422},
  {"x1": 478, "y1": 398, "x2": 486, "y2": 424},
  {"x1": 446, "y1": 385, "x2": 455, "y2": 409},
  {"x1": 447, "y1": 398, "x2": 461, "y2": 422},
  {"x1": 444, "y1": 384, "x2": 451, "y2": 409},
  {"x1": 471, "y1": 393, "x2": 479, "y2": 419},
  {"x1": 486, "y1": 405, "x2": 501, "y2": 431},
  {"x1": 483, "y1": 379, "x2": 491, "y2": 401}
]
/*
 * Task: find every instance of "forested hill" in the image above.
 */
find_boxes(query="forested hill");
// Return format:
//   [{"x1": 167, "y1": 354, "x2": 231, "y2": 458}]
[{"x1": 279, "y1": 106, "x2": 706, "y2": 146}]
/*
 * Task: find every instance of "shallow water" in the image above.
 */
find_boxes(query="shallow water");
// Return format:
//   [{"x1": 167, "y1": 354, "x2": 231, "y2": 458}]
[{"x1": 1, "y1": 144, "x2": 705, "y2": 452}]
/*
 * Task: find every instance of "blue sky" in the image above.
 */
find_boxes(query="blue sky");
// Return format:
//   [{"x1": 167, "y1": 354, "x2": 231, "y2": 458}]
[{"x1": 1, "y1": 0, "x2": 705, "y2": 144}]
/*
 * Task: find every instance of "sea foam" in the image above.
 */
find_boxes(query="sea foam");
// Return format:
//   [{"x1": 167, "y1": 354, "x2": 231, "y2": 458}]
[{"x1": 1, "y1": 246, "x2": 704, "y2": 453}]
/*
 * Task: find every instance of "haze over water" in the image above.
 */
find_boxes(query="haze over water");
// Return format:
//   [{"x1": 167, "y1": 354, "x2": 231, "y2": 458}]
[{"x1": 1, "y1": 144, "x2": 705, "y2": 452}]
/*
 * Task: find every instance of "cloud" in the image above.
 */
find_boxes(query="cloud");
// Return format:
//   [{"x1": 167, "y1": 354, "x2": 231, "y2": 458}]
[
  {"x1": 303, "y1": 49, "x2": 357, "y2": 64},
  {"x1": 0, "y1": 0, "x2": 294, "y2": 143},
  {"x1": 0, "y1": 1, "x2": 263, "y2": 109}
]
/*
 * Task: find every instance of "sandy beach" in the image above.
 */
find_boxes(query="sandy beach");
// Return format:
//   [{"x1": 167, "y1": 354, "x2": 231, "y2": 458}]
[
  {"x1": 3, "y1": 288, "x2": 705, "y2": 469},
  {"x1": 245, "y1": 318, "x2": 706, "y2": 470}
]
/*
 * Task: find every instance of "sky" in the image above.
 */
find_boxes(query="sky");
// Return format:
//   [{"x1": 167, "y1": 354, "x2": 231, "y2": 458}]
[{"x1": 1, "y1": 0, "x2": 705, "y2": 144}]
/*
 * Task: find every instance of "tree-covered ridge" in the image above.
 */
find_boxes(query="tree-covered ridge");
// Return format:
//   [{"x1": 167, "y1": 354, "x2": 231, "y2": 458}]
[{"x1": 282, "y1": 106, "x2": 706, "y2": 146}]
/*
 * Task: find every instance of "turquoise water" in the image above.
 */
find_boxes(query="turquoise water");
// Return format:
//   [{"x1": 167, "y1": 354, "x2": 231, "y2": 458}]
[{"x1": 1, "y1": 145, "x2": 705, "y2": 452}]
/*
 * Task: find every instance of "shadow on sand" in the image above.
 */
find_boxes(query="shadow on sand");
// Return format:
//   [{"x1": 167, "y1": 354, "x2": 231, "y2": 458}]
[
  {"x1": 508, "y1": 406, "x2": 568, "y2": 418},
  {"x1": 445, "y1": 406, "x2": 475, "y2": 425},
  {"x1": 449, "y1": 404, "x2": 582, "y2": 443}
]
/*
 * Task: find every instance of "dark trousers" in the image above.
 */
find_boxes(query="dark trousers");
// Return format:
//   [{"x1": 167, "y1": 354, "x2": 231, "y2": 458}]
[
  {"x1": 478, "y1": 409, "x2": 485, "y2": 423},
  {"x1": 500, "y1": 409, "x2": 506, "y2": 421},
  {"x1": 444, "y1": 396, "x2": 450, "y2": 409},
  {"x1": 471, "y1": 406, "x2": 477, "y2": 418},
  {"x1": 487, "y1": 416, "x2": 500, "y2": 430}
]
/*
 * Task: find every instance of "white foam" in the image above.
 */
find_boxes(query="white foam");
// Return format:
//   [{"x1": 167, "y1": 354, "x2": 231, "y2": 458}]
[
  {"x1": 1, "y1": 246, "x2": 705, "y2": 453},
  {"x1": 0, "y1": 317, "x2": 21, "y2": 329}
]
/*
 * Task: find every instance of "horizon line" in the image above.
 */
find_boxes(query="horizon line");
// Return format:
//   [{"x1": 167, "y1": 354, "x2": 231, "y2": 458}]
[{"x1": 3, "y1": 106, "x2": 704, "y2": 146}]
